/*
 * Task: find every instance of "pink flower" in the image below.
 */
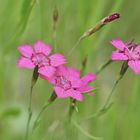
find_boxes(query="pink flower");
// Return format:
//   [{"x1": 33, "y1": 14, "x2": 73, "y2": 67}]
[
  {"x1": 17, "y1": 41, "x2": 66, "y2": 78},
  {"x1": 111, "y1": 39, "x2": 140, "y2": 74},
  {"x1": 41, "y1": 66, "x2": 96, "y2": 101}
]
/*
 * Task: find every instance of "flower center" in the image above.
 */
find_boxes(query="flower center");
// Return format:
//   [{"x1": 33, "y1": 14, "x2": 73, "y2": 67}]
[
  {"x1": 55, "y1": 76, "x2": 72, "y2": 90},
  {"x1": 31, "y1": 53, "x2": 50, "y2": 67},
  {"x1": 124, "y1": 41, "x2": 140, "y2": 60}
]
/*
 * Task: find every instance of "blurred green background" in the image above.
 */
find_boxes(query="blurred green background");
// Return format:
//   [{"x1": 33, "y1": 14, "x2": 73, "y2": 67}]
[{"x1": 0, "y1": 0, "x2": 140, "y2": 140}]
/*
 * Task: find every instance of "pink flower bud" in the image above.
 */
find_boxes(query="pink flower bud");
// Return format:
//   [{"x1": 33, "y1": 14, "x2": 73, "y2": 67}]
[{"x1": 102, "y1": 13, "x2": 120, "y2": 24}]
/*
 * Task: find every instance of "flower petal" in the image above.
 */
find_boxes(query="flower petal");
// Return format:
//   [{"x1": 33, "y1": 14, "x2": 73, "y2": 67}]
[
  {"x1": 77, "y1": 86, "x2": 93, "y2": 93},
  {"x1": 128, "y1": 60, "x2": 140, "y2": 74},
  {"x1": 18, "y1": 45, "x2": 33, "y2": 58},
  {"x1": 54, "y1": 86, "x2": 70, "y2": 98},
  {"x1": 111, "y1": 52, "x2": 128, "y2": 60},
  {"x1": 54, "y1": 87, "x2": 83, "y2": 101},
  {"x1": 67, "y1": 67, "x2": 80, "y2": 78},
  {"x1": 134, "y1": 46, "x2": 140, "y2": 53},
  {"x1": 56, "y1": 66, "x2": 68, "y2": 76},
  {"x1": 65, "y1": 67, "x2": 81, "y2": 87},
  {"x1": 70, "y1": 77, "x2": 82, "y2": 88},
  {"x1": 40, "y1": 74, "x2": 56, "y2": 84},
  {"x1": 34, "y1": 41, "x2": 52, "y2": 55},
  {"x1": 38, "y1": 66, "x2": 56, "y2": 78},
  {"x1": 17, "y1": 57, "x2": 35, "y2": 69},
  {"x1": 81, "y1": 73, "x2": 96, "y2": 85},
  {"x1": 67, "y1": 89, "x2": 83, "y2": 101},
  {"x1": 56, "y1": 66, "x2": 80, "y2": 78},
  {"x1": 49, "y1": 53, "x2": 66, "y2": 66},
  {"x1": 111, "y1": 39, "x2": 126, "y2": 51}
]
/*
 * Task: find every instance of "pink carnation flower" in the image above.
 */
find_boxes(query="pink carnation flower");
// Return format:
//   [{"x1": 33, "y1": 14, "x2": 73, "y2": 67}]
[
  {"x1": 111, "y1": 39, "x2": 140, "y2": 74},
  {"x1": 17, "y1": 41, "x2": 66, "y2": 78},
  {"x1": 41, "y1": 66, "x2": 96, "y2": 101}
]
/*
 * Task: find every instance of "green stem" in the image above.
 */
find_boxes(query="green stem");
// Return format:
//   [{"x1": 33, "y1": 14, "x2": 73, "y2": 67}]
[
  {"x1": 102, "y1": 77, "x2": 121, "y2": 110},
  {"x1": 68, "y1": 99, "x2": 77, "y2": 122},
  {"x1": 68, "y1": 37, "x2": 83, "y2": 56},
  {"x1": 32, "y1": 92, "x2": 57, "y2": 134},
  {"x1": 53, "y1": 28, "x2": 57, "y2": 52},
  {"x1": 25, "y1": 66, "x2": 39, "y2": 140},
  {"x1": 95, "y1": 59, "x2": 112, "y2": 75},
  {"x1": 72, "y1": 119, "x2": 103, "y2": 140},
  {"x1": 32, "y1": 102, "x2": 51, "y2": 133},
  {"x1": 83, "y1": 61, "x2": 128, "y2": 121},
  {"x1": 25, "y1": 87, "x2": 33, "y2": 140}
]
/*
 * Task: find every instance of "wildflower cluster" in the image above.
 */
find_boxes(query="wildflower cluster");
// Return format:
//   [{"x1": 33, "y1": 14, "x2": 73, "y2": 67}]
[{"x1": 17, "y1": 41, "x2": 96, "y2": 101}]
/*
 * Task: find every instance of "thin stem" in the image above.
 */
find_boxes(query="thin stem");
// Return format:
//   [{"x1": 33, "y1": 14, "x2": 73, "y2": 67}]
[
  {"x1": 95, "y1": 59, "x2": 112, "y2": 75},
  {"x1": 25, "y1": 66, "x2": 39, "y2": 140},
  {"x1": 72, "y1": 119, "x2": 103, "y2": 140},
  {"x1": 101, "y1": 76, "x2": 121, "y2": 111},
  {"x1": 82, "y1": 62, "x2": 128, "y2": 121},
  {"x1": 53, "y1": 28, "x2": 57, "y2": 51},
  {"x1": 68, "y1": 99, "x2": 77, "y2": 122},
  {"x1": 32, "y1": 92, "x2": 57, "y2": 134},
  {"x1": 81, "y1": 77, "x2": 121, "y2": 121},
  {"x1": 25, "y1": 86, "x2": 33, "y2": 140},
  {"x1": 32, "y1": 102, "x2": 51, "y2": 134},
  {"x1": 100, "y1": 61, "x2": 128, "y2": 110},
  {"x1": 68, "y1": 37, "x2": 83, "y2": 57}
]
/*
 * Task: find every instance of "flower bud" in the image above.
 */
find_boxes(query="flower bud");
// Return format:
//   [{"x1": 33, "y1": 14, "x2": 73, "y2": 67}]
[
  {"x1": 48, "y1": 91, "x2": 57, "y2": 102},
  {"x1": 120, "y1": 61, "x2": 128, "y2": 76},
  {"x1": 102, "y1": 13, "x2": 120, "y2": 24},
  {"x1": 31, "y1": 66, "x2": 39, "y2": 88},
  {"x1": 80, "y1": 13, "x2": 120, "y2": 40},
  {"x1": 53, "y1": 7, "x2": 59, "y2": 24}
]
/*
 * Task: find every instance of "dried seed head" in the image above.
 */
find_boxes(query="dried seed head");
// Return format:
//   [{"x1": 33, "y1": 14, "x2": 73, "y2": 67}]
[{"x1": 102, "y1": 13, "x2": 120, "y2": 24}]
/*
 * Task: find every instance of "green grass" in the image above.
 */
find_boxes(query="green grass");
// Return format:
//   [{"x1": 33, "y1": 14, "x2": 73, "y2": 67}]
[{"x1": 0, "y1": 0, "x2": 140, "y2": 140}]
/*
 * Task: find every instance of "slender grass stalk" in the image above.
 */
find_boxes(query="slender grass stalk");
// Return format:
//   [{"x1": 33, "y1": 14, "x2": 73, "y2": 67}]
[
  {"x1": 32, "y1": 102, "x2": 51, "y2": 133},
  {"x1": 25, "y1": 87, "x2": 33, "y2": 140},
  {"x1": 53, "y1": 28, "x2": 57, "y2": 51},
  {"x1": 68, "y1": 37, "x2": 83, "y2": 56},
  {"x1": 82, "y1": 61, "x2": 128, "y2": 121},
  {"x1": 95, "y1": 59, "x2": 112, "y2": 75},
  {"x1": 32, "y1": 92, "x2": 57, "y2": 134},
  {"x1": 25, "y1": 66, "x2": 39, "y2": 140},
  {"x1": 72, "y1": 119, "x2": 103, "y2": 140},
  {"x1": 100, "y1": 61, "x2": 128, "y2": 112}
]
